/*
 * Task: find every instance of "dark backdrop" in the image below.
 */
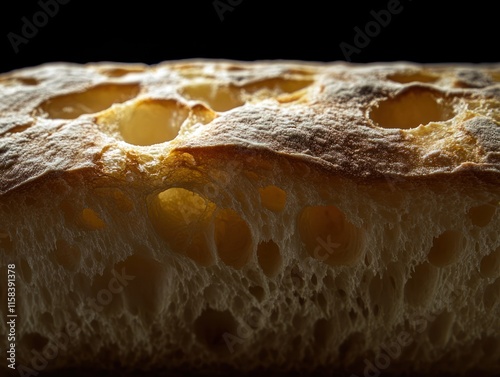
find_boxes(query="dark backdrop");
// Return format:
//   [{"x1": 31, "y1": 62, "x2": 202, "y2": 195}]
[{"x1": 0, "y1": 0, "x2": 498, "y2": 74}]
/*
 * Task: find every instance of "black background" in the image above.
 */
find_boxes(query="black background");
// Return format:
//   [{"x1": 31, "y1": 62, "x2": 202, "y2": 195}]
[{"x1": 0, "y1": 0, "x2": 498, "y2": 74}]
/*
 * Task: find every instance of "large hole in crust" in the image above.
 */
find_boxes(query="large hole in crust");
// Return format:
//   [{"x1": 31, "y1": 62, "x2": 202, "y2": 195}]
[
  {"x1": 243, "y1": 78, "x2": 313, "y2": 96},
  {"x1": 39, "y1": 84, "x2": 140, "y2": 119},
  {"x1": 180, "y1": 78, "x2": 312, "y2": 112},
  {"x1": 243, "y1": 78, "x2": 312, "y2": 105},
  {"x1": 97, "y1": 66, "x2": 145, "y2": 77},
  {"x1": 298, "y1": 205, "x2": 364, "y2": 266},
  {"x1": 387, "y1": 71, "x2": 438, "y2": 84},
  {"x1": 97, "y1": 99, "x2": 189, "y2": 146},
  {"x1": 427, "y1": 230, "x2": 463, "y2": 267},
  {"x1": 256, "y1": 240, "x2": 282, "y2": 277},
  {"x1": 214, "y1": 209, "x2": 253, "y2": 269},
  {"x1": 148, "y1": 188, "x2": 215, "y2": 267},
  {"x1": 0, "y1": 77, "x2": 39, "y2": 86},
  {"x1": 369, "y1": 88, "x2": 454, "y2": 129},
  {"x1": 180, "y1": 82, "x2": 244, "y2": 112}
]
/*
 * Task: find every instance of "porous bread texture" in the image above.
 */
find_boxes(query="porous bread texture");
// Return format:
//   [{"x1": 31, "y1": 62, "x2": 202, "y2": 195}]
[{"x1": 0, "y1": 60, "x2": 499, "y2": 376}]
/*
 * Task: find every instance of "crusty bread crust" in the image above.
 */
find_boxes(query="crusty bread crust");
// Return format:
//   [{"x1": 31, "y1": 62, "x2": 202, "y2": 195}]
[{"x1": 0, "y1": 60, "x2": 499, "y2": 196}]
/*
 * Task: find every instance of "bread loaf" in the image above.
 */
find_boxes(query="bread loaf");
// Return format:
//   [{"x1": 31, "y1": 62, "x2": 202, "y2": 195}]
[{"x1": 0, "y1": 60, "x2": 499, "y2": 376}]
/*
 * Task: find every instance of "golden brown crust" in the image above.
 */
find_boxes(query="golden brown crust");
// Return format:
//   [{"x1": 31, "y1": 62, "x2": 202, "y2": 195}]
[{"x1": 0, "y1": 60, "x2": 499, "y2": 195}]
